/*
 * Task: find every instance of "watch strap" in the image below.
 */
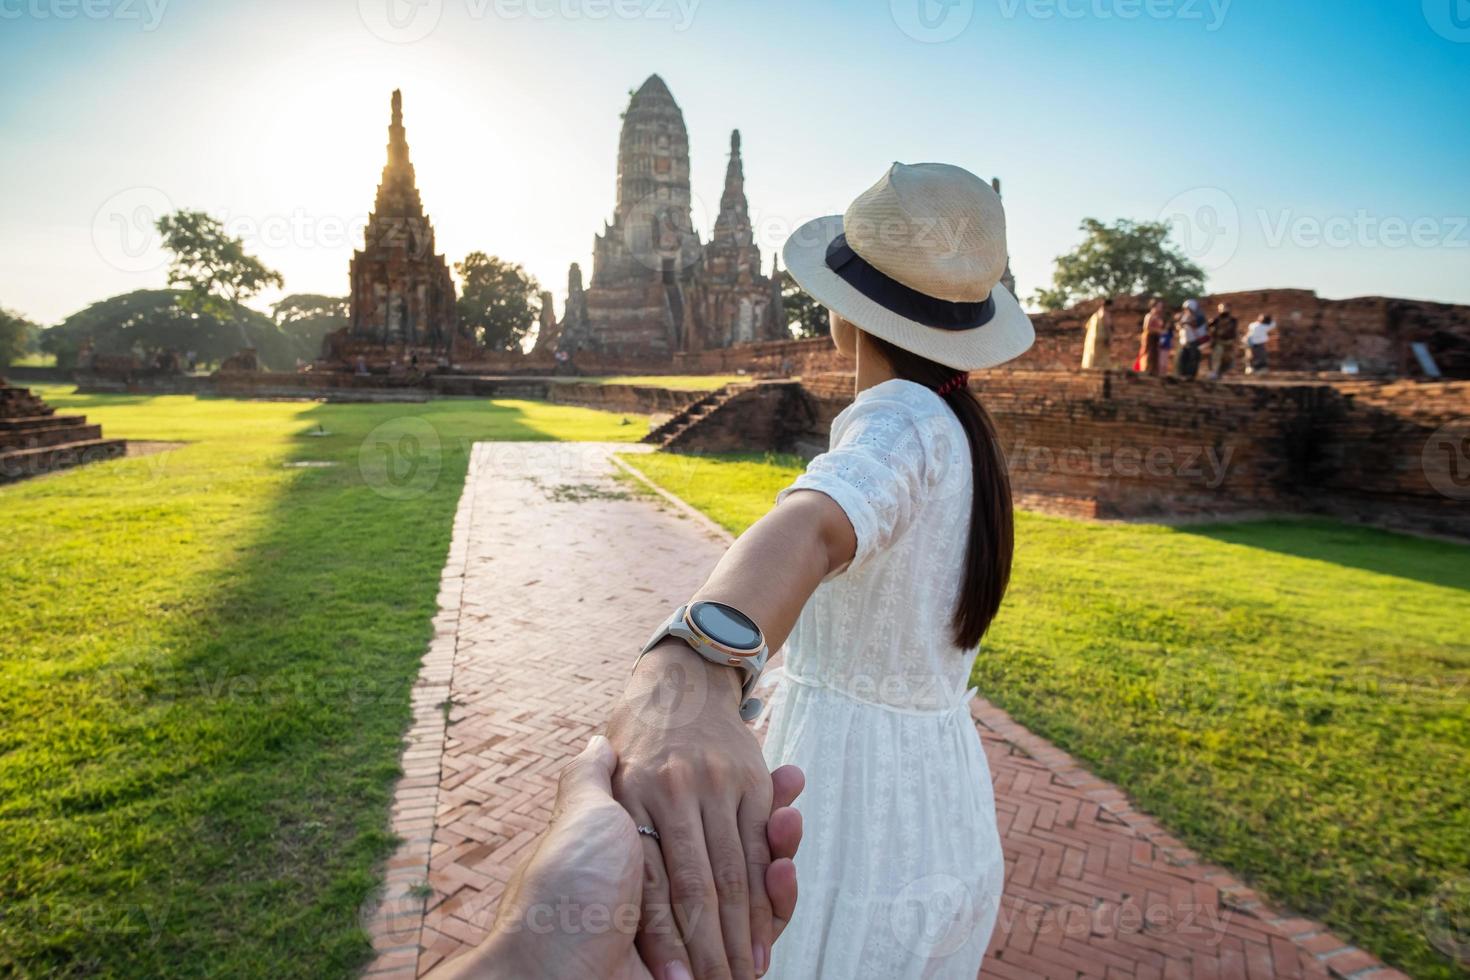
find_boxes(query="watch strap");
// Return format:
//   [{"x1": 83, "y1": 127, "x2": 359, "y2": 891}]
[{"x1": 636, "y1": 604, "x2": 767, "y2": 721}]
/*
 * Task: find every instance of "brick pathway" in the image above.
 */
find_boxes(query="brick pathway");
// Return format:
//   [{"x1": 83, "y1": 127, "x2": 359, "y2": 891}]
[{"x1": 361, "y1": 441, "x2": 1403, "y2": 980}]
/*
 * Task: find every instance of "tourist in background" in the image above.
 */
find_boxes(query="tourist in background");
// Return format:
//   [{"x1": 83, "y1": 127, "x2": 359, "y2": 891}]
[
  {"x1": 1157, "y1": 304, "x2": 1174, "y2": 375},
  {"x1": 1244, "y1": 313, "x2": 1277, "y2": 374},
  {"x1": 1137, "y1": 297, "x2": 1166, "y2": 375},
  {"x1": 608, "y1": 164, "x2": 1028, "y2": 980},
  {"x1": 1207, "y1": 302, "x2": 1238, "y2": 379},
  {"x1": 1081, "y1": 297, "x2": 1113, "y2": 370},
  {"x1": 1175, "y1": 299, "x2": 1207, "y2": 380}
]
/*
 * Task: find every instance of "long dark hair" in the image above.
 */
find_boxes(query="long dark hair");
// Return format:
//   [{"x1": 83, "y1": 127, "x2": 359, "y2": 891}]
[{"x1": 867, "y1": 334, "x2": 1014, "y2": 649}]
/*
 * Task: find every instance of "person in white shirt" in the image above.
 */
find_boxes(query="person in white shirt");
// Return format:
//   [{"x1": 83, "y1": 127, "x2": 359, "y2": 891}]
[
  {"x1": 1243, "y1": 314, "x2": 1277, "y2": 374},
  {"x1": 1174, "y1": 299, "x2": 1207, "y2": 379}
]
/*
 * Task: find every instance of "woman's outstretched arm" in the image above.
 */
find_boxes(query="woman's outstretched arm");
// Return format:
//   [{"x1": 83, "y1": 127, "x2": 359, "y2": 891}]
[{"x1": 606, "y1": 489, "x2": 854, "y2": 980}]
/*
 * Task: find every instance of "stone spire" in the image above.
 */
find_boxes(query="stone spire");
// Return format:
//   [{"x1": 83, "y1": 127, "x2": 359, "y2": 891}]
[
  {"x1": 372, "y1": 89, "x2": 425, "y2": 220},
  {"x1": 991, "y1": 177, "x2": 1016, "y2": 296},
  {"x1": 345, "y1": 88, "x2": 456, "y2": 351},
  {"x1": 531, "y1": 289, "x2": 560, "y2": 353},
  {"x1": 768, "y1": 252, "x2": 786, "y2": 339},
  {"x1": 557, "y1": 261, "x2": 592, "y2": 351},
  {"x1": 711, "y1": 129, "x2": 753, "y2": 248}
]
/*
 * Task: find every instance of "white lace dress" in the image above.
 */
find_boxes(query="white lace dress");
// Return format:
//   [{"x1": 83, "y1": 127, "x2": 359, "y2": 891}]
[{"x1": 760, "y1": 378, "x2": 1005, "y2": 979}]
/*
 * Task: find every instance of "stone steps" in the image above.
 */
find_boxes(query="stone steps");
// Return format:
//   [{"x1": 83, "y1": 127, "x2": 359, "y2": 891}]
[
  {"x1": 0, "y1": 380, "x2": 126, "y2": 483},
  {"x1": 0, "y1": 396, "x2": 55, "y2": 418},
  {"x1": 0, "y1": 439, "x2": 128, "y2": 483},
  {"x1": 0, "y1": 414, "x2": 80, "y2": 431},
  {"x1": 0, "y1": 422, "x2": 102, "y2": 451},
  {"x1": 641, "y1": 384, "x2": 744, "y2": 448}
]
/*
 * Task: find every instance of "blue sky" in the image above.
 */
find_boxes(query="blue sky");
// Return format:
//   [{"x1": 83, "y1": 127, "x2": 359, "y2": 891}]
[{"x1": 2, "y1": 0, "x2": 1467, "y2": 324}]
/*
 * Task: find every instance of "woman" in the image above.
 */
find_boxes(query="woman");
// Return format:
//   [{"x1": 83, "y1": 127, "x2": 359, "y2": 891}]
[
  {"x1": 1138, "y1": 298, "x2": 1165, "y2": 375},
  {"x1": 1081, "y1": 297, "x2": 1113, "y2": 370},
  {"x1": 607, "y1": 163, "x2": 1033, "y2": 980}
]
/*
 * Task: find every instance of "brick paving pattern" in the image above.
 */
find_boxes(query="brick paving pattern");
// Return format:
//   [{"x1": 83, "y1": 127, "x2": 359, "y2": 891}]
[{"x1": 362, "y1": 441, "x2": 1403, "y2": 979}]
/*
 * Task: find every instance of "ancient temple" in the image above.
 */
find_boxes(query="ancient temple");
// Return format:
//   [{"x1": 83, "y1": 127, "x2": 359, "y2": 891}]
[
  {"x1": 530, "y1": 289, "x2": 559, "y2": 354},
  {"x1": 560, "y1": 75, "x2": 783, "y2": 361},
  {"x1": 344, "y1": 90, "x2": 457, "y2": 351},
  {"x1": 691, "y1": 130, "x2": 784, "y2": 350},
  {"x1": 556, "y1": 263, "x2": 593, "y2": 351}
]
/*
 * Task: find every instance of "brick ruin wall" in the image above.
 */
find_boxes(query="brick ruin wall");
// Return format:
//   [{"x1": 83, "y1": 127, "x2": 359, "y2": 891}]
[
  {"x1": 95, "y1": 370, "x2": 706, "y2": 417},
  {"x1": 668, "y1": 371, "x2": 1470, "y2": 538},
  {"x1": 1020, "y1": 289, "x2": 1470, "y2": 377},
  {"x1": 671, "y1": 337, "x2": 847, "y2": 378},
  {"x1": 975, "y1": 372, "x2": 1468, "y2": 536},
  {"x1": 667, "y1": 288, "x2": 1470, "y2": 380}
]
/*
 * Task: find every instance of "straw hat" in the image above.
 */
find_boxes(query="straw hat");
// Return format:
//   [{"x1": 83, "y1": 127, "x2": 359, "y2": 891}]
[{"x1": 783, "y1": 162, "x2": 1034, "y2": 371}]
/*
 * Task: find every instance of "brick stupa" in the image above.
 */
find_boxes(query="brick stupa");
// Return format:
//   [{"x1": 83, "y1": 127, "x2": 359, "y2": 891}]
[
  {"x1": 0, "y1": 379, "x2": 125, "y2": 482},
  {"x1": 345, "y1": 89, "x2": 458, "y2": 351}
]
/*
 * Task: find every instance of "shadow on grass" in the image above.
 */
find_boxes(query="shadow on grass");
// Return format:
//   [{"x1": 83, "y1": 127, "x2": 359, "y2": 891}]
[
  {"x1": 147, "y1": 400, "x2": 588, "y2": 976},
  {"x1": 1180, "y1": 517, "x2": 1470, "y2": 592},
  {"x1": 6, "y1": 398, "x2": 626, "y2": 978}
]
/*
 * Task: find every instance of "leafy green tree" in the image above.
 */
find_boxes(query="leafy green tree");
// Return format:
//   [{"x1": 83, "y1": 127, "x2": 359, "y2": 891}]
[
  {"x1": 1031, "y1": 218, "x2": 1206, "y2": 311},
  {"x1": 454, "y1": 252, "x2": 540, "y2": 353},
  {"x1": 43, "y1": 289, "x2": 294, "y2": 370},
  {"x1": 272, "y1": 293, "x2": 348, "y2": 362},
  {"x1": 0, "y1": 307, "x2": 41, "y2": 367},
  {"x1": 156, "y1": 210, "x2": 284, "y2": 345},
  {"x1": 781, "y1": 270, "x2": 828, "y2": 339}
]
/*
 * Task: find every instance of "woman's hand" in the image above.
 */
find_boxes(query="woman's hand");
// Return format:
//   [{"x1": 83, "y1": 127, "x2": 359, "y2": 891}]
[
  {"x1": 607, "y1": 493, "x2": 853, "y2": 978},
  {"x1": 607, "y1": 640, "x2": 777, "y2": 980},
  {"x1": 434, "y1": 735, "x2": 804, "y2": 980}
]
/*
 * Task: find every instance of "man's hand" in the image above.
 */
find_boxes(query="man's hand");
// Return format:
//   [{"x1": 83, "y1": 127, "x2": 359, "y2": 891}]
[{"x1": 433, "y1": 734, "x2": 803, "y2": 980}]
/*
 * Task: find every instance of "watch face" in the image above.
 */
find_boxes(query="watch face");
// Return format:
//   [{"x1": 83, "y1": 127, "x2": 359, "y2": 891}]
[{"x1": 689, "y1": 601, "x2": 762, "y2": 652}]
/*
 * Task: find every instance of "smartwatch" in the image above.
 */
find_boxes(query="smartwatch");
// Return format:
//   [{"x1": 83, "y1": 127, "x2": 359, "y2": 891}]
[{"x1": 638, "y1": 601, "x2": 770, "y2": 721}]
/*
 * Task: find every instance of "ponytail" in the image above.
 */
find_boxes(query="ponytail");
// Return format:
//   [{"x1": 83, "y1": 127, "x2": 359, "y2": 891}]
[{"x1": 867, "y1": 335, "x2": 1014, "y2": 648}]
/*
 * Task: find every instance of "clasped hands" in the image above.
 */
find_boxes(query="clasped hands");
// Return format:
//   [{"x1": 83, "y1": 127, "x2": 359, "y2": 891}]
[{"x1": 443, "y1": 640, "x2": 798, "y2": 980}]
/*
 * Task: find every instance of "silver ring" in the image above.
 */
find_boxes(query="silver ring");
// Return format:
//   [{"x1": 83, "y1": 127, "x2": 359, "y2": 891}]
[{"x1": 636, "y1": 824, "x2": 661, "y2": 842}]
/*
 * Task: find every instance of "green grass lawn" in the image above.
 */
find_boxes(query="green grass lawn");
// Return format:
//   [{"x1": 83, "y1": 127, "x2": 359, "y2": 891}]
[
  {"x1": 6, "y1": 352, "x2": 58, "y2": 368},
  {"x1": 622, "y1": 451, "x2": 1470, "y2": 979},
  {"x1": 1, "y1": 388, "x2": 647, "y2": 978}
]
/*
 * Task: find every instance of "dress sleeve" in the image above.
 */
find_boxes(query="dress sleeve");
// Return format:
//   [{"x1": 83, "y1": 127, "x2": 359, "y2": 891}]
[{"x1": 777, "y1": 386, "x2": 947, "y2": 574}]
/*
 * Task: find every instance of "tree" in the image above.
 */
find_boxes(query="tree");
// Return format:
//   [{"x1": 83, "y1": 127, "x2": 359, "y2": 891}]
[
  {"x1": 1031, "y1": 218, "x2": 1206, "y2": 311},
  {"x1": 454, "y1": 252, "x2": 540, "y2": 353},
  {"x1": 155, "y1": 209, "x2": 284, "y2": 345},
  {"x1": 43, "y1": 289, "x2": 294, "y2": 370},
  {"x1": 0, "y1": 307, "x2": 40, "y2": 367},
  {"x1": 273, "y1": 293, "x2": 348, "y2": 362},
  {"x1": 781, "y1": 270, "x2": 828, "y2": 339}
]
